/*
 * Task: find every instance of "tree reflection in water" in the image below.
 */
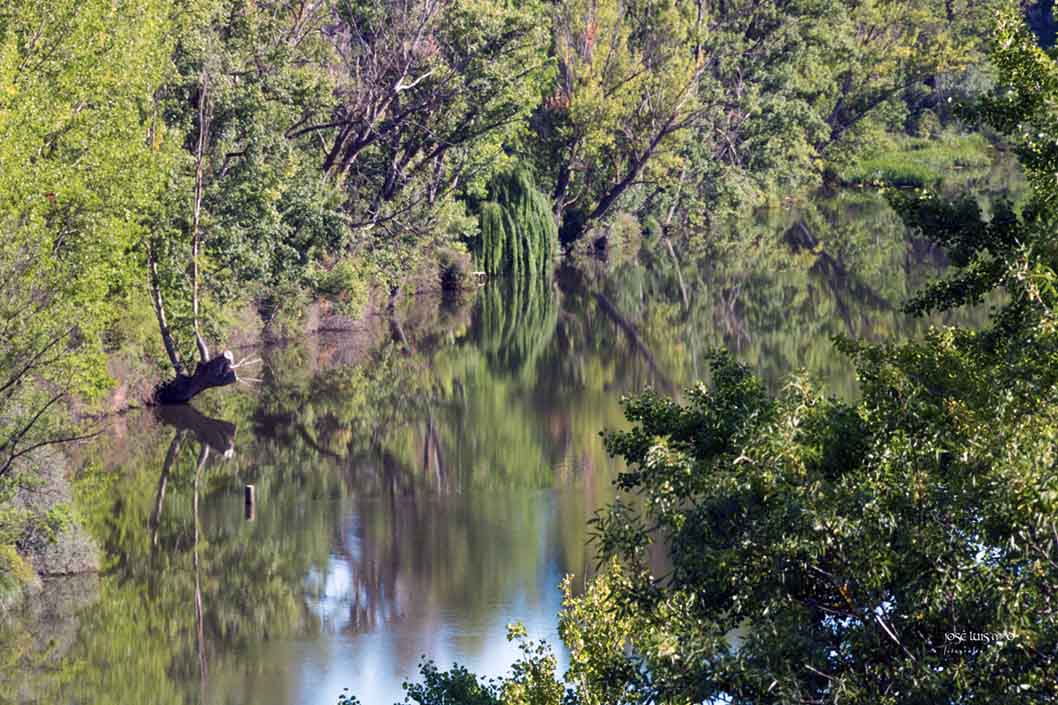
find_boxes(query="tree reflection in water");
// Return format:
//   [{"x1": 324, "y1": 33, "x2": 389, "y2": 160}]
[{"x1": 0, "y1": 187, "x2": 1006, "y2": 705}]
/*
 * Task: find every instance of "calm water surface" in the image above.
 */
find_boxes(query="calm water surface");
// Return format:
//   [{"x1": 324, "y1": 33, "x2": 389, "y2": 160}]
[{"x1": 3, "y1": 191, "x2": 993, "y2": 705}]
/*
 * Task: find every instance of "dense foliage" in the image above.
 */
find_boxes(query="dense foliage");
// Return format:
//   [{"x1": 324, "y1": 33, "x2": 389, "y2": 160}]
[
  {"x1": 555, "y1": 10, "x2": 1058, "y2": 705},
  {"x1": 535, "y1": 0, "x2": 1008, "y2": 238},
  {"x1": 335, "y1": 8, "x2": 1058, "y2": 705},
  {"x1": 0, "y1": 0, "x2": 176, "y2": 594},
  {"x1": 2, "y1": 3, "x2": 1056, "y2": 702}
]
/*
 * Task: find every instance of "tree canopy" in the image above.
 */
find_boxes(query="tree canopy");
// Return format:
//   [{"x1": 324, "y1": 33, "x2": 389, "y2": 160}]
[{"x1": 556, "y1": 10, "x2": 1058, "y2": 704}]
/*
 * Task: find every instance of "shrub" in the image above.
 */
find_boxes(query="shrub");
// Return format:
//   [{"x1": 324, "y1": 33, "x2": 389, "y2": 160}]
[
  {"x1": 313, "y1": 260, "x2": 371, "y2": 315},
  {"x1": 436, "y1": 247, "x2": 474, "y2": 292}
]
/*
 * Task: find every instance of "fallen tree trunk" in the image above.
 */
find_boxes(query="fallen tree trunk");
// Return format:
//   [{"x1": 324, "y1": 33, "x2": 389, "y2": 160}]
[{"x1": 153, "y1": 351, "x2": 237, "y2": 405}]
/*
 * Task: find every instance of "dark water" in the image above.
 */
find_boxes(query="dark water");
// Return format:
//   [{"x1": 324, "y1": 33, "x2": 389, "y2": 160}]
[{"x1": 1, "y1": 190, "x2": 993, "y2": 705}]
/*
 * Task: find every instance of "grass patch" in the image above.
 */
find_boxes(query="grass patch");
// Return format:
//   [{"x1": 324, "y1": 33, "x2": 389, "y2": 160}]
[{"x1": 840, "y1": 132, "x2": 995, "y2": 188}]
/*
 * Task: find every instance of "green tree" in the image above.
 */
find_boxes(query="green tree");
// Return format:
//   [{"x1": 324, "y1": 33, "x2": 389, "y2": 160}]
[
  {"x1": 290, "y1": 0, "x2": 553, "y2": 286},
  {"x1": 539, "y1": 0, "x2": 701, "y2": 240},
  {"x1": 558, "y1": 10, "x2": 1058, "y2": 704},
  {"x1": 148, "y1": 0, "x2": 348, "y2": 401},
  {"x1": 0, "y1": 0, "x2": 174, "y2": 586},
  {"x1": 477, "y1": 167, "x2": 558, "y2": 279}
]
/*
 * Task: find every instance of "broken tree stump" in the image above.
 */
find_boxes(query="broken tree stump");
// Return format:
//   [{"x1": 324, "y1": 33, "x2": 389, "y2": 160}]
[{"x1": 153, "y1": 351, "x2": 237, "y2": 405}]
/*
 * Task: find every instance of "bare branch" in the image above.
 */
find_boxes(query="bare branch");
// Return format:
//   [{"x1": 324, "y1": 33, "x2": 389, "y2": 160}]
[
  {"x1": 0, "y1": 327, "x2": 72, "y2": 400},
  {"x1": 0, "y1": 396, "x2": 101, "y2": 480}
]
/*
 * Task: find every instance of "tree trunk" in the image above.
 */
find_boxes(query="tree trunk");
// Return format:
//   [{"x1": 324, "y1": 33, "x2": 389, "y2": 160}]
[
  {"x1": 150, "y1": 72, "x2": 232, "y2": 406},
  {"x1": 148, "y1": 243, "x2": 185, "y2": 378},
  {"x1": 191, "y1": 70, "x2": 212, "y2": 364},
  {"x1": 153, "y1": 352, "x2": 237, "y2": 405},
  {"x1": 553, "y1": 159, "x2": 572, "y2": 221},
  {"x1": 587, "y1": 114, "x2": 679, "y2": 226}
]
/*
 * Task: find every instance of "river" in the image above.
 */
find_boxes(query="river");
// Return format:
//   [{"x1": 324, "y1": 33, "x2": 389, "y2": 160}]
[{"x1": 1, "y1": 189, "x2": 996, "y2": 705}]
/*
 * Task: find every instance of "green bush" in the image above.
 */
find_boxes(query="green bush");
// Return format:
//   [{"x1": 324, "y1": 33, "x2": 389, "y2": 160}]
[
  {"x1": 435, "y1": 247, "x2": 474, "y2": 292},
  {"x1": 313, "y1": 260, "x2": 371, "y2": 316},
  {"x1": 914, "y1": 108, "x2": 942, "y2": 139},
  {"x1": 0, "y1": 544, "x2": 34, "y2": 602},
  {"x1": 339, "y1": 625, "x2": 563, "y2": 705}
]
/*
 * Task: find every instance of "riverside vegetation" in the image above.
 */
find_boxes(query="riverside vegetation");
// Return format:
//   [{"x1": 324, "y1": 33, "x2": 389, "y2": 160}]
[
  {"x1": 1, "y1": 1, "x2": 1056, "y2": 704},
  {"x1": 0, "y1": 192, "x2": 999, "y2": 704},
  {"x1": 334, "y1": 10, "x2": 1058, "y2": 705}
]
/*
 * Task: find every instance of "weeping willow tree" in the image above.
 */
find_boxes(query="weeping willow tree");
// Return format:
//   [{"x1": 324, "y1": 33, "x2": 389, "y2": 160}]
[{"x1": 478, "y1": 168, "x2": 557, "y2": 278}]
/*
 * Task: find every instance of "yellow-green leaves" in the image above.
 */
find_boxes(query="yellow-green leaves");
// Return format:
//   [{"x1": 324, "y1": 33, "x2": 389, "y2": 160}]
[
  {"x1": 548, "y1": 0, "x2": 699, "y2": 229},
  {"x1": 0, "y1": 0, "x2": 176, "y2": 602}
]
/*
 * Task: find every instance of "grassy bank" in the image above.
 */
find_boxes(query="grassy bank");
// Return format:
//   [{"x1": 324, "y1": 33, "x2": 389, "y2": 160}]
[{"x1": 838, "y1": 131, "x2": 996, "y2": 188}]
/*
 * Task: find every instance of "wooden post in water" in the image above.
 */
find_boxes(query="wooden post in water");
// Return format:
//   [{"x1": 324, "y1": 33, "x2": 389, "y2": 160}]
[{"x1": 244, "y1": 484, "x2": 255, "y2": 521}]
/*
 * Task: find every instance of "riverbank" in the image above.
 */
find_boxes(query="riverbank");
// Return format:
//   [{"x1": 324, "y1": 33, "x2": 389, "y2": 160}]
[
  {"x1": 2, "y1": 170, "x2": 1015, "y2": 608},
  {"x1": 1, "y1": 254, "x2": 481, "y2": 610},
  {"x1": 90, "y1": 255, "x2": 477, "y2": 417}
]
